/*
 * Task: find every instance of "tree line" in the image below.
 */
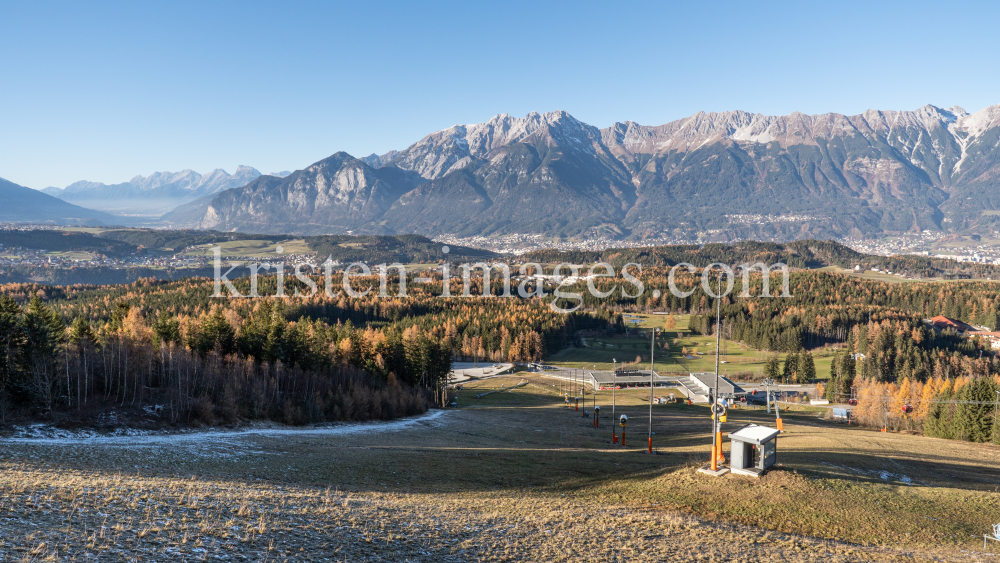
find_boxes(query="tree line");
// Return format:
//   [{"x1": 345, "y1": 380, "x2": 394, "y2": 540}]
[
  {"x1": 851, "y1": 375, "x2": 1000, "y2": 443},
  {"x1": 0, "y1": 273, "x2": 613, "y2": 426},
  {"x1": 0, "y1": 294, "x2": 431, "y2": 426}
]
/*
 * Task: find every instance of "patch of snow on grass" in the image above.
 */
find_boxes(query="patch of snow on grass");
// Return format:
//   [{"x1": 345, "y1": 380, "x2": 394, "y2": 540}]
[
  {"x1": 2, "y1": 409, "x2": 451, "y2": 449},
  {"x1": 820, "y1": 461, "x2": 916, "y2": 486}
]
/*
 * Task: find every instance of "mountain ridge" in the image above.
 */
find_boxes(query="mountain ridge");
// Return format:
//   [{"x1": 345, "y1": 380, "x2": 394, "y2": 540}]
[
  {"x1": 107, "y1": 103, "x2": 1000, "y2": 239},
  {"x1": 0, "y1": 177, "x2": 115, "y2": 225},
  {"x1": 43, "y1": 166, "x2": 263, "y2": 216}
]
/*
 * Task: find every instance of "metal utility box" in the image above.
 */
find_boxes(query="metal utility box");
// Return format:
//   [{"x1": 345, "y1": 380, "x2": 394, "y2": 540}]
[{"x1": 728, "y1": 424, "x2": 779, "y2": 477}]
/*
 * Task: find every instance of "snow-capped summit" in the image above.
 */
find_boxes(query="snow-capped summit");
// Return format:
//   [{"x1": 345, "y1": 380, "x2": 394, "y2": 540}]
[
  {"x1": 45, "y1": 166, "x2": 263, "y2": 216},
  {"x1": 375, "y1": 110, "x2": 603, "y2": 180}
]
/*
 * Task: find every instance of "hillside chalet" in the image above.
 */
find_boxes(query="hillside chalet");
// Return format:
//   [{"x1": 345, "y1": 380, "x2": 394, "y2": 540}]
[
  {"x1": 923, "y1": 315, "x2": 1000, "y2": 349},
  {"x1": 969, "y1": 331, "x2": 1000, "y2": 349}
]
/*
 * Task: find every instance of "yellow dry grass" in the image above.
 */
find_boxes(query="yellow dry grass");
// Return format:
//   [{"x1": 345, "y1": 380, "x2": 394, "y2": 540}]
[{"x1": 0, "y1": 374, "x2": 996, "y2": 561}]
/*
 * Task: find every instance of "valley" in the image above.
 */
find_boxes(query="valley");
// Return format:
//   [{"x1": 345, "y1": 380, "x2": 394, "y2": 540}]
[{"x1": 7, "y1": 3, "x2": 1000, "y2": 561}]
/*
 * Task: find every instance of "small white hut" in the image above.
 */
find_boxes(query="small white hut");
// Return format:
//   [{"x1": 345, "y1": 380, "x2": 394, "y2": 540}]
[{"x1": 728, "y1": 424, "x2": 779, "y2": 477}]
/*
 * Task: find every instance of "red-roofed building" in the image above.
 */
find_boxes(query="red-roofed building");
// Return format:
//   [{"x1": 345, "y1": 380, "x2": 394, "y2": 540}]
[{"x1": 926, "y1": 316, "x2": 978, "y2": 333}]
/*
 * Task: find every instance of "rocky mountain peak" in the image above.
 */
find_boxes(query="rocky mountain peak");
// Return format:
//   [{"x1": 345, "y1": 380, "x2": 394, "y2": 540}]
[
  {"x1": 385, "y1": 110, "x2": 600, "y2": 179},
  {"x1": 360, "y1": 151, "x2": 399, "y2": 169},
  {"x1": 130, "y1": 102, "x2": 1000, "y2": 242},
  {"x1": 950, "y1": 103, "x2": 1000, "y2": 137},
  {"x1": 600, "y1": 104, "x2": 1000, "y2": 162}
]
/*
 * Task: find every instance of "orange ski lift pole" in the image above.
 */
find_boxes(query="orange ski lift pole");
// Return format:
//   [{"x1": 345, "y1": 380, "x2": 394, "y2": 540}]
[
  {"x1": 712, "y1": 399, "x2": 728, "y2": 463},
  {"x1": 710, "y1": 402, "x2": 724, "y2": 470}
]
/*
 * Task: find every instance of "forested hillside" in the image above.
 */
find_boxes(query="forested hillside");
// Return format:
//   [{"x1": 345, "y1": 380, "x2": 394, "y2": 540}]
[
  {"x1": 621, "y1": 268, "x2": 1000, "y2": 443},
  {"x1": 522, "y1": 239, "x2": 1000, "y2": 279},
  {"x1": 0, "y1": 230, "x2": 138, "y2": 257},
  {"x1": 2, "y1": 264, "x2": 999, "y2": 442},
  {"x1": 96, "y1": 229, "x2": 274, "y2": 251},
  {"x1": 0, "y1": 274, "x2": 612, "y2": 427}
]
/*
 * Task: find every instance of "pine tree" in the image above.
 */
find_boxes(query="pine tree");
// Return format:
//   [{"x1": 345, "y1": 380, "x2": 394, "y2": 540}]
[
  {"x1": 0, "y1": 294, "x2": 23, "y2": 392},
  {"x1": 952, "y1": 376, "x2": 997, "y2": 442},
  {"x1": 838, "y1": 354, "x2": 856, "y2": 399},
  {"x1": 21, "y1": 295, "x2": 64, "y2": 410},
  {"x1": 764, "y1": 355, "x2": 780, "y2": 381},
  {"x1": 924, "y1": 384, "x2": 957, "y2": 439},
  {"x1": 825, "y1": 373, "x2": 839, "y2": 402},
  {"x1": 152, "y1": 311, "x2": 181, "y2": 345},
  {"x1": 799, "y1": 352, "x2": 816, "y2": 383},
  {"x1": 781, "y1": 353, "x2": 799, "y2": 384}
]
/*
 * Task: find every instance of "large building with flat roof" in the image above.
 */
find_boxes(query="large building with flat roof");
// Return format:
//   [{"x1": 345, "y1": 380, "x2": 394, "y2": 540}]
[{"x1": 587, "y1": 370, "x2": 746, "y2": 403}]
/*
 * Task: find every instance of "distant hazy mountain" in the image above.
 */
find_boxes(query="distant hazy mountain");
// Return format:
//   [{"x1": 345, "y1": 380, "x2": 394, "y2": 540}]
[
  {"x1": 268, "y1": 171, "x2": 293, "y2": 178},
  {"x1": 182, "y1": 104, "x2": 1000, "y2": 240},
  {"x1": 0, "y1": 177, "x2": 114, "y2": 225},
  {"x1": 45, "y1": 166, "x2": 262, "y2": 216}
]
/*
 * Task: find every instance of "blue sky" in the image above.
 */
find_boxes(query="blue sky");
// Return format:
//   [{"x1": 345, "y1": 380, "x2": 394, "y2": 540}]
[{"x1": 2, "y1": 0, "x2": 999, "y2": 189}]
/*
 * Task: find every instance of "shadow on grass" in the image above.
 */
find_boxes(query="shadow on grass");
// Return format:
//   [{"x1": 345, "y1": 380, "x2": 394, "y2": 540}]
[{"x1": 7, "y1": 384, "x2": 999, "y2": 502}]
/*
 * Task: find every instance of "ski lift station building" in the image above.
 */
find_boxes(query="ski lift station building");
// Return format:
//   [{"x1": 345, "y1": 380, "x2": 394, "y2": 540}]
[
  {"x1": 587, "y1": 371, "x2": 746, "y2": 404},
  {"x1": 728, "y1": 424, "x2": 779, "y2": 477}
]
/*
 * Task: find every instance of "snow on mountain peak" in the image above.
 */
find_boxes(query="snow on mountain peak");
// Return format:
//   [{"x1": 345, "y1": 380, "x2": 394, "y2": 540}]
[
  {"x1": 386, "y1": 110, "x2": 598, "y2": 179},
  {"x1": 52, "y1": 166, "x2": 264, "y2": 217},
  {"x1": 601, "y1": 104, "x2": 1000, "y2": 160},
  {"x1": 952, "y1": 103, "x2": 1000, "y2": 137}
]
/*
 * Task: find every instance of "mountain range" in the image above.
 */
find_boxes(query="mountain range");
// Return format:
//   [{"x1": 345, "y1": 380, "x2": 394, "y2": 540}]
[
  {"x1": 184, "y1": 104, "x2": 1000, "y2": 240},
  {"x1": 42, "y1": 166, "x2": 264, "y2": 216},
  {"x1": 17, "y1": 104, "x2": 1000, "y2": 241}
]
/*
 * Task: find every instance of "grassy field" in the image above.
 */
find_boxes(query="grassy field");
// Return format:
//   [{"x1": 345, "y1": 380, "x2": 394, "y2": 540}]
[
  {"x1": 547, "y1": 314, "x2": 839, "y2": 380},
  {"x1": 183, "y1": 238, "x2": 313, "y2": 258},
  {"x1": 53, "y1": 226, "x2": 111, "y2": 234},
  {"x1": 0, "y1": 376, "x2": 996, "y2": 561},
  {"x1": 813, "y1": 265, "x2": 932, "y2": 283},
  {"x1": 44, "y1": 250, "x2": 97, "y2": 260},
  {"x1": 811, "y1": 265, "x2": 997, "y2": 284}
]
